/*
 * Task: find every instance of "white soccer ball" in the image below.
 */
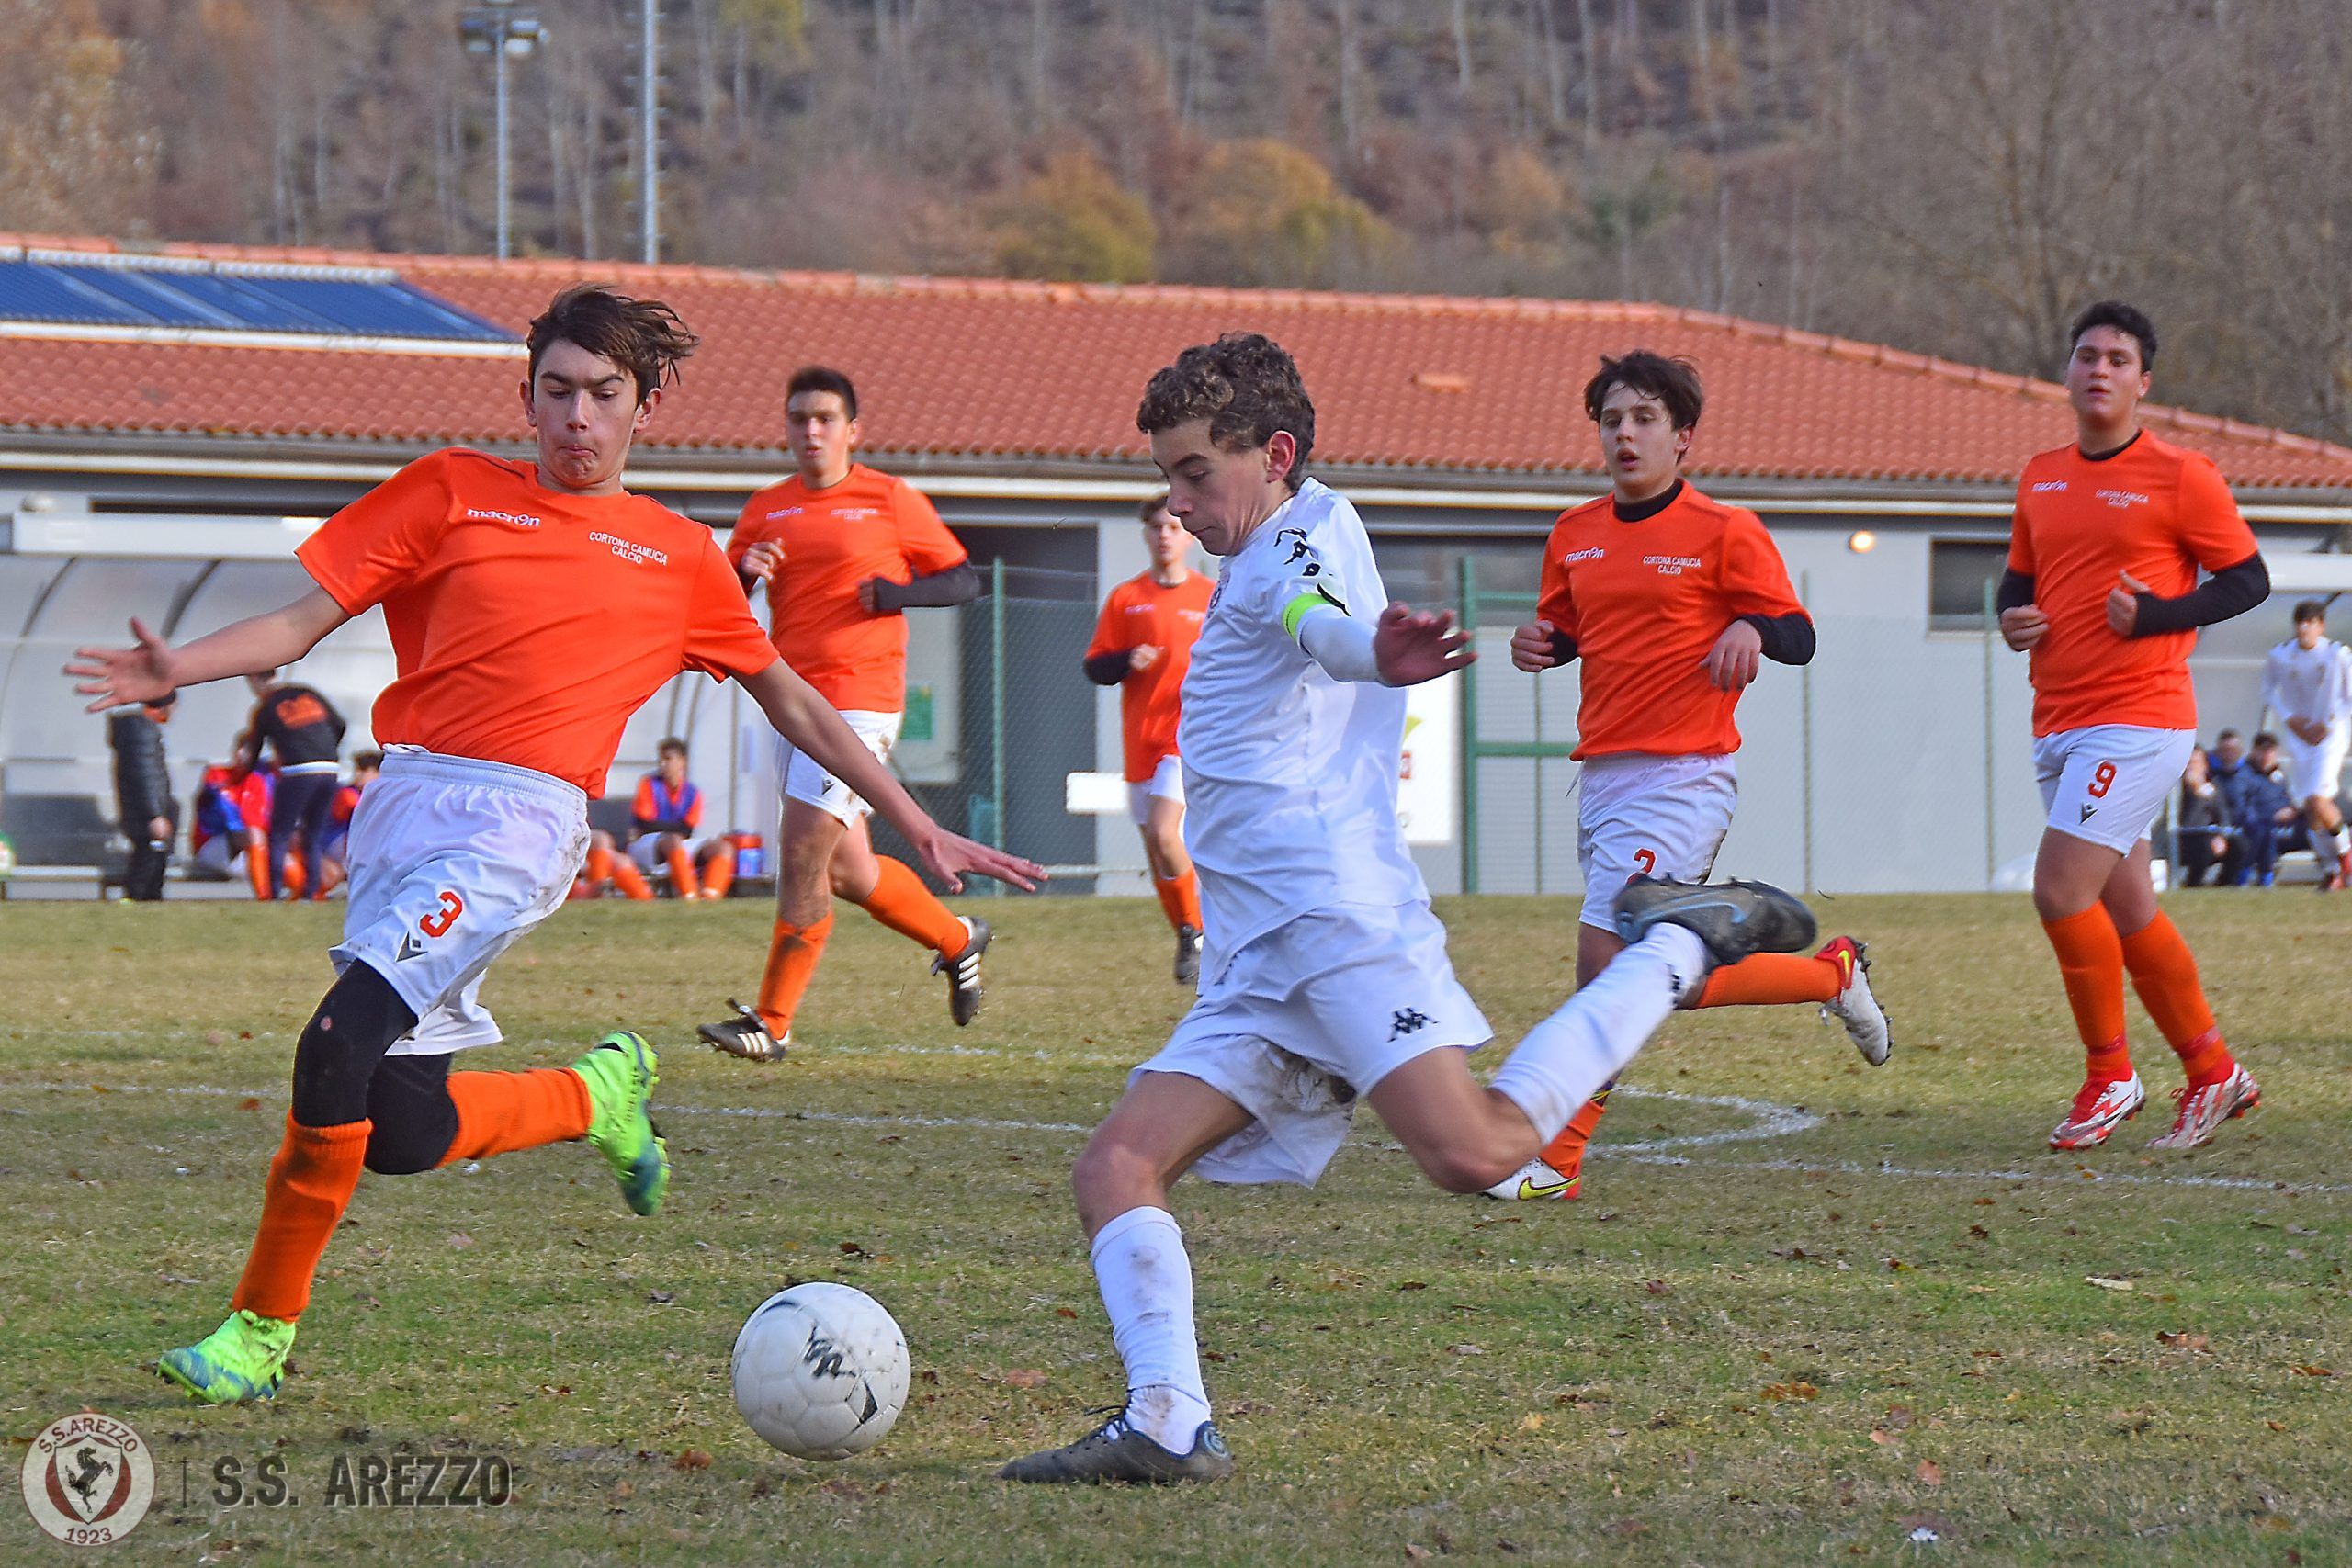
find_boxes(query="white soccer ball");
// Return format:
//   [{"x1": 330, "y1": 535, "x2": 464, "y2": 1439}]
[{"x1": 730, "y1": 1282, "x2": 910, "y2": 1461}]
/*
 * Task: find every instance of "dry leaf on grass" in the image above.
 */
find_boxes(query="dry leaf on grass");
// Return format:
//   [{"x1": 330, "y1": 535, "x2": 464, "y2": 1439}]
[
  {"x1": 2085, "y1": 1276, "x2": 2135, "y2": 1292},
  {"x1": 1916, "y1": 1460, "x2": 1943, "y2": 1485},
  {"x1": 1001, "y1": 1368, "x2": 1047, "y2": 1388}
]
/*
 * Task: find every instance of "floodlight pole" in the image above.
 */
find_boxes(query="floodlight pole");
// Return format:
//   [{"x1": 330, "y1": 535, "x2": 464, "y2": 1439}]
[
  {"x1": 459, "y1": 0, "x2": 546, "y2": 262},
  {"x1": 641, "y1": 0, "x2": 662, "y2": 264},
  {"x1": 493, "y1": 31, "x2": 512, "y2": 260}
]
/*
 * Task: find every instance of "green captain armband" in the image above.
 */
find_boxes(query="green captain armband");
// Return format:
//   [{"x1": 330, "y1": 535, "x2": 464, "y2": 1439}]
[{"x1": 1282, "y1": 585, "x2": 1348, "y2": 640}]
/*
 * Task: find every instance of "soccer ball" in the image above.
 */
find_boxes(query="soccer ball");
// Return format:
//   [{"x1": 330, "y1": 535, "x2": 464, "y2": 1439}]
[{"x1": 730, "y1": 1282, "x2": 910, "y2": 1461}]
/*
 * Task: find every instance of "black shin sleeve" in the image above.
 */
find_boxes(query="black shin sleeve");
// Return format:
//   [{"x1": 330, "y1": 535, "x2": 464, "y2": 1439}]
[
  {"x1": 363, "y1": 1055, "x2": 459, "y2": 1175},
  {"x1": 288, "y1": 962, "x2": 419, "y2": 1129}
]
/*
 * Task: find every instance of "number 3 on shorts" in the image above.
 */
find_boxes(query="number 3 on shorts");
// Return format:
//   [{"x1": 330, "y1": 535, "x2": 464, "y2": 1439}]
[
  {"x1": 2087, "y1": 761, "x2": 2116, "y2": 800},
  {"x1": 419, "y1": 890, "x2": 464, "y2": 938}
]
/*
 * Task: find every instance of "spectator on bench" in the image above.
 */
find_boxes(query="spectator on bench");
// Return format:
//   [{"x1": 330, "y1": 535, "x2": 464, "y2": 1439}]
[
  {"x1": 2174, "y1": 747, "x2": 2233, "y2": 887},
  {"x1": 2233, "y1": 732, "x2": 2302, "y2": 886}
]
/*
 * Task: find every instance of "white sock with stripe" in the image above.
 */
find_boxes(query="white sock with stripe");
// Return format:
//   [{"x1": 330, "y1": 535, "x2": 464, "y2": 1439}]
[
  {"x1": 1489, "y1": 924, "x2": 1710, "y2": 1142},
  {"x1": 1091, "y1": 1205, "x2": 1213, "y2": 1452}
]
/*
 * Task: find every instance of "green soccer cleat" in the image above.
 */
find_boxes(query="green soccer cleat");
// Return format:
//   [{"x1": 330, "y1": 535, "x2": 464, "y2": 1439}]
[
  {"x1": 573, "y1": 1031, "x2": 670, "y2": 1216},
  {"x1": 158, "y1": 1309, "x2": 297, "y2": 1404}
]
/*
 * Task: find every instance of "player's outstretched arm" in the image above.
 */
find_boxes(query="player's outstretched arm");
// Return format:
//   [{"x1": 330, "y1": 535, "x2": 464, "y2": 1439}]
[
  {"x1": 736, "y1": 659, "x2": 1044, "y2": 893},
  {"x1": 66, "y1": 588, "x2": 351, "y2": 712},
  {"x1": 1368, "y1": 603, "x2": 1476, "y2": 686}
]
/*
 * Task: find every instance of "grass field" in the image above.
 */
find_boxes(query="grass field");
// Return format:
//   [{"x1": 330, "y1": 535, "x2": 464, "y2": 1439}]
[{"x1": 3, "y1": 890, "x2": 2349, "y2": 1565}]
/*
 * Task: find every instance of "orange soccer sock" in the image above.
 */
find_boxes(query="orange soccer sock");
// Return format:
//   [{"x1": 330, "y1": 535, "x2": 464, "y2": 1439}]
[
  {"x1": 229, "y1": 1116, "x2": 371, "y2": 1323},
  {"x1": 854, "y1": 856, "x2": 967, "y2": 956},
  {"x1": 2119, "y1": 912, "x2": 2234, "y2": 1085},
  {"x1": 1691, "y1": 951, "x2": 1842, "y2": 1009},
  {"x1": 1153, "y1": 869, "x2": 1202, "y2": 932},
  {"x1": 666, "y1": 842, "x2": 700, "y2": 899},
  {"x1": 701, "y1": 852, "x2": 735, "y2": 901},
  {"x1": 2041, "y1": 905, "x2": 2132, "y2": 1082},
  {"x1": 583, "y1": 842, "x2": 615, "y2": 894},
  {"x1": 1536, "y1": 1084, "x2": 1613, "y2": 1175},
  {"x1": 245, "y1": 843, "x2": 273, "y2": 901},
  {"x1": 754, "y1": 911, "x2": 834, "y2": 1035},
  {"x1": 610, "y1": 856, "x2": 654, "y2": 901},
  {"x1": 437, "y1": 1069, "x2": 593, "y2": 1165},
  {"x1": 282, "y1": 856, "x2": 309, "y2": 900}
]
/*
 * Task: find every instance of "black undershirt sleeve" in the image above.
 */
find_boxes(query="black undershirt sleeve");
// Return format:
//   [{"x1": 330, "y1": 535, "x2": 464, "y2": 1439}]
[
  {"x1": 870, "y1": 561, "x2": 981, "y2": 613},
  {"x1": 1083, "y1": 650, "x2": 1133, "y2": 685},
  {"x1": 2130, "y1": 553, "x2": 2270, "y2": 637},
  {"x1": 1739, "y1": 612, "x2": 1816, "y2": 666},
  {"x1": 1995, "y1": 570, "x2": 2036, "y2": 615},
  {"x1": 1546, "y1": 630, "x2": 1578, "y2": 665}
]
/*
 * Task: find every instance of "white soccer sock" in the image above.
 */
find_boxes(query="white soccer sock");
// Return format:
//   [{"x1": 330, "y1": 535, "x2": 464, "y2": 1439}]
[
  {"x1": 2322, "y1": 821, "x2": 2351, "y2": 862},
  {"x1": 1091, "y1": 1205, "x2": 1213, "y2": 1452},
  {"x1": 1489, "y1": 924, "x2": 1710, "y2": 1143}
]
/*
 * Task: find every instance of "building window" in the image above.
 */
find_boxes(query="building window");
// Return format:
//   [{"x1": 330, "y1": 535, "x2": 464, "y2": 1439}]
[{"x1": 1928, "y1": 539, "x2": 2008, "y2": 632}]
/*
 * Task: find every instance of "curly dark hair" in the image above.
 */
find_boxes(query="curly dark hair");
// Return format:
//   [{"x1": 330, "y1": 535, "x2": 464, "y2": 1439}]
[
  {"x1": 1582, "y1": 350, "x2": 1703, "y2": 431},
  {"x1": 1136, "y1": 333, "x2": 1317, "y2": 491},
  {"x1": 526, "y1": 285, "x2": 700, "y2": 404},
  {"x1": 787, "y1": 365, "x2": 859, "y2": 421}
]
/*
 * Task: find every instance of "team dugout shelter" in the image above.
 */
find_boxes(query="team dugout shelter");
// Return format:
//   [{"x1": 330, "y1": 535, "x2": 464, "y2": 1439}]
[{"x1": 2, "y1": 234, "x2": 2347, "y2": 899}]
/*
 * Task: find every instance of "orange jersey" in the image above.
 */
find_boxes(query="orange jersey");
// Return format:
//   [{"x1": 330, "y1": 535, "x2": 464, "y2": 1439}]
[
  {"x1": 729, "y1": 464, "x2": 968, "y2": 712},
  {"x1": 1535, "y1": 483, "x2": 1808, "y2": 761},
  {"x1": 1086, "y1": 570, "x2": 1214, "y2": 781},
  {"x1": 297, "y1": 449, "x2": 778, "y2": 795},
  {"x1": 2007, "y1": 434, "x2": 2258, "y2": 737}
]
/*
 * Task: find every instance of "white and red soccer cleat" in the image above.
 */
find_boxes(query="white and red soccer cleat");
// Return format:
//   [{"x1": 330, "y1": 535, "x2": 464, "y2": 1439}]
[
  {"x1": 2146, "y1": 1066, "x2": 2262, "y2": 1150},
  {"x1": 2048, "y1": 1073, "x2": 2146, "y2": 1150},
  {"x1": 1816, "y1": 936, "x2": 1891, "y2": 1066}
]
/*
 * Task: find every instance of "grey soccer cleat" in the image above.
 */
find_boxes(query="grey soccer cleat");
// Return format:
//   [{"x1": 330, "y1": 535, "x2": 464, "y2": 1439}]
[
  {"x1": 997, "y1": 1409, "x2": 1234, "y2": 1485},
  {"x1": 933, "y1": 916, "x2": 990, "y2": 1027},
  {"x1": 1173, "y1": 924, "x2": 1204, "y2": 987},
  {"x1": 696, "y1": 998, "x2": 787, "y2": 1063},
  {"x1": 1614, "y1": 876, "x2": 1817, "y2": 968}
]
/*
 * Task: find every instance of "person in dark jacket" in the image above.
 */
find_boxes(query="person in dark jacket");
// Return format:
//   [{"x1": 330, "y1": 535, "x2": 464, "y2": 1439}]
[
  {"x1": 2234, "y1": 733, "x2": 2302, "y2": 886},
  {"x1": 108, "y1": 692, "x2": 178, "y2": 900},
  {"x1": 2173, "y1": 747, "x2": 2233, "y2": 886},
  {"x1": 242, "y1": 670, "x2": 345, "y2": 901}
]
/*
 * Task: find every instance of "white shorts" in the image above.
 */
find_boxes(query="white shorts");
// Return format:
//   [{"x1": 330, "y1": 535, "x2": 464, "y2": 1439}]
[
  {"x1": 1136, "y1": 901, "x2": 1492, "y2": 1188},
  {"x1": 331, "y1": 749, "x2": 589, "y2": 1057},
  {"x1": 1126, "y1": 753, "x2": 1186, "y2": 825},
  {"x1": 2282, "y1": 724, "x2": 2350, "y2": 805},
  {"x1": 776, "y1": 709, "x2": 901, "y2": 829},
  {"x1": 1575, "y1": 752, "x2": 1737, "y2": 931},
  {"x1": 193, "y1": 837, "x2": 238, "y2": 875},
  {"x1": 2032, "y1": 725, "x2": 2194, "y2": 854},
  {"x1": 625, "y1": 831, "x2": 718, "y2": 874}
]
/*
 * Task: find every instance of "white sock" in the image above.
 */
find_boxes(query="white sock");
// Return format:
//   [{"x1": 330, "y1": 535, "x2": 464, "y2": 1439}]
[
  {"x1": 2323, "y1": 822, "x2": 2351, "y2": 862},
  {"x1": 1091, "y1": 1205, "x2": 1213, "y2": 1452},
  {"x1": 1489, "y1": 924, "x2": 1710, "y2": 1142}
]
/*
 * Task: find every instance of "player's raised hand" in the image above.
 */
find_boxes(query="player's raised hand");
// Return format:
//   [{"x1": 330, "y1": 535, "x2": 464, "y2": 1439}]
[
  {"x1": 1373, "y1": 603, "x2": 1475, "y2": 687},
  {"x1": 907, "y1": 828, "x2": 1046, "y2": 895},
  {"x1": 1128, "y1": 643, "x2": 1162, "y2": 671},
  {"x1": 1510, "y1": 618, "x2": 1562, "y2": 672},
  {"x1": 1701, "y1": 618, "x2": 1763, "y2": 691},
  {"x1": 1998, "y1": 603, "x2": 2050, "y2": 651},
  {"x1": 2106, "y1": 570, "x2": 2149, "y2": 637},
  {"x1": 67, "y1": 617, "x2": 176, "y2": 711},
  {"x1": 740, "y1": 540, "x2": 785, "y2": 582}
]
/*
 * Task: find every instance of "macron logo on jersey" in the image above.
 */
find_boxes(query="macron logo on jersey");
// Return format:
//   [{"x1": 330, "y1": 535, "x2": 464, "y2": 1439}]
[
  {"x1": 1645, "y1": 554, "x2": 1702, "y2": 577},
  {"x1": 2097, "y1": 489, "x2": 2151, "y2": 510},
  {"x1": 1560, "y1": 546, "x2": 1606, "y2": 565},
  {"x1": 465, "y1": 506, "x2": 542, "y2": 528},
  {"x1": 2030, "y1": 480, "x2": 2068, "y2": 493},
  {"x1": 590, "y1": 532, "x2": 670, "y2": 567}
]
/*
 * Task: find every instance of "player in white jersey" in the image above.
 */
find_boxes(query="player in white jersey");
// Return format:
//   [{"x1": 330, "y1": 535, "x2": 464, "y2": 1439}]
[
  {"x1": 995, "y1": 333, "x2": 1822, "y2": 1484},
  {"x1": 2263, "y1": 599, "x2": 2352, "y2": 891}
]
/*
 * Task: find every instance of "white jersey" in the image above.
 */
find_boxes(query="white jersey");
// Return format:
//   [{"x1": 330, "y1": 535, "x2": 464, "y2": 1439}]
[
  {"x1": 1178, "y1": 479, "x2": 1427, "y2": 974},
  {"x1": 2262, "y1": 637, "x2": 2352, "y2": 730}
]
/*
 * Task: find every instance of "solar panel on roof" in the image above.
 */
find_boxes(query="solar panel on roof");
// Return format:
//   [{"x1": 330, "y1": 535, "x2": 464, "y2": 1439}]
[{"x1": 0, "y1": 255, "x2": 512, "y2": 344}]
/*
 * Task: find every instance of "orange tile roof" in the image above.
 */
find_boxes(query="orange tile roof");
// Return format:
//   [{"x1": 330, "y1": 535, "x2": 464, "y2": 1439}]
[{"x1": 3, "y1": 233, "x2": 2347, "y2": 491}]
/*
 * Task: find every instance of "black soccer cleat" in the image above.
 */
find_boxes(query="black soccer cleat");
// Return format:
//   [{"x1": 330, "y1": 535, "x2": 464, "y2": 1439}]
[
  {"x1": 1173, "y1": 924, "x2": 1203, "y2": 987},
  {"x1": 696, "y1": 998, "x2": 786, "y2": 1063},
  {"x1": 997, "y1": 1409, "x2": 1234, "y2": 1485},
  {"x1": 933, "y1": 916, "x2": 990, "y2": 1027},
  {"x1": 1613, "y1": 876, "x2": 1817, "y2": 968}
]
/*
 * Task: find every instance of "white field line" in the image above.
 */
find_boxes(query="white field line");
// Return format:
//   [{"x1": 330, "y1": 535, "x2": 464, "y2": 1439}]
[{"x1": 8, "y1": 1079, "x2": 2347, "y2": 1198}]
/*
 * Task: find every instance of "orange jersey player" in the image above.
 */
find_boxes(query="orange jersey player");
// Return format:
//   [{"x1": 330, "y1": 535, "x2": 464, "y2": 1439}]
[
  {"x1": 698, "y1": 366, "x2": 989, "y2": 1063},
  {"x1": 70, "y1": 286, "x2": 1040, "y2": 1407},
  {"x1": 1997, "y1": 301, "x2": 2269, "y2": 1154},
  {"x1": 1084, "y1": 492, "x2": 1214, "y2": 984},
  {"x1": 1490, "y1": 350, "x2": 1891, "y2": 1205}
]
